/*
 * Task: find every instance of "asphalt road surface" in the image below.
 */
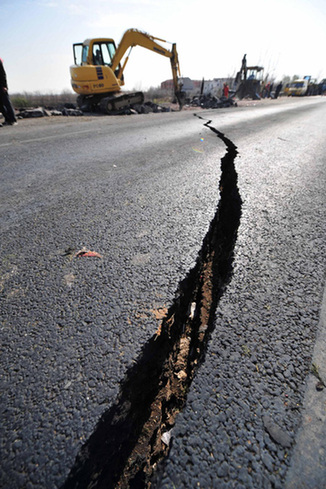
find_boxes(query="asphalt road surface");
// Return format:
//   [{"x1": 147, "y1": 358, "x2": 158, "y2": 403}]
[{"x1": 1, "y1": 96, "x2": 326, "y2": 489}]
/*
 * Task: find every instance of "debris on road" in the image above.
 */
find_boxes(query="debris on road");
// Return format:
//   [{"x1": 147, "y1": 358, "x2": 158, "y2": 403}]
[
  {"x1": 63, "y1": 273, "x2": 76, "y2": 288},
  {"x1": 161, "y1": 430, "x2": 172, "y2": 446},
  {"x1": 316, "y1": 381, "x2": 324, "y2": 391},
  {"x1": 310, "y1": 362, "x2": 326, "y2": 389},
  {"x1": 61, "y1": 107, "x2": 84, "y2": 116},
  {"x1": 262, "y1": 415, "x2": 292, "y2": 448},
  {"x1": 189, "y1": 94, "x2": 237, "y2": 109},
  {"x1": 15, "y1": 100, "x2": 174, "y2": 119},
  {"x1": 79, "y1": 100, "x2": 174, "y2": 116},
  {"x1": 18, "y1": 107, "x2": 52, "y2": 118},
  {"x1": 127, "y1": 101, "x2": 172, "y2": 114},
  {"x1": 189, "y1": 302, "x2": 196, "y2": 319},
  {"x1": 13, "y1": 95, "x2": 238, "y2": 119},
  {"x1": 62, "y1": 246, "x2": 76, "y2": 257},
  {"x1": 74, "y1": 247, "x2": 102, "y2": 258},
  {"x1": 17, "y1": 105, "x2": 84, "y2": 118}
]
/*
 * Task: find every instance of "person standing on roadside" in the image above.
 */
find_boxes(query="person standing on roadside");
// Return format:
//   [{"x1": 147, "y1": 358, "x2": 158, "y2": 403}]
[
  {"x1": 263, "y1": 82, "x2": 270, "y2": 98},
  {"x1": 0, "y1": 58, "x2": 17, "y2": 126},
  {"x1": 274, "y1": 81, "x2": 283, "y2": 99},
  {"x1": 223, "y1": 82, "x2": 229, "y2": 98}
]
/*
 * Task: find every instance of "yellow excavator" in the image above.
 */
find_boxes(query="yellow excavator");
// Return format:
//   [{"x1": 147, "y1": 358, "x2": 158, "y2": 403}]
[{"x1": 70, "y1": 28, "x2": 186, "y2": 113}]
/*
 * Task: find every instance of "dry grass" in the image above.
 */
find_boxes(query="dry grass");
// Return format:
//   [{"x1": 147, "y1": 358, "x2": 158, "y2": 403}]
[{"x1": 10, "y1": 91, "x2": 78, "y2": 109}]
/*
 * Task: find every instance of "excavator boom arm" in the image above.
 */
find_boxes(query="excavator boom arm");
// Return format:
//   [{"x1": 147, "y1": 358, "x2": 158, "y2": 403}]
[{"x1": 111, "y1": 29, "x2": 184, "y2": 105}]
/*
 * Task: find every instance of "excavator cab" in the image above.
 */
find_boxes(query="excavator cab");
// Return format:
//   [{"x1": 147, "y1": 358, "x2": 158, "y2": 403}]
[
  {"x1": 70, "y1": 38, "x2": 125, "y2": 104},
  {"x1": 73, "y1": 40, "x2": 116, "y2": 67}
]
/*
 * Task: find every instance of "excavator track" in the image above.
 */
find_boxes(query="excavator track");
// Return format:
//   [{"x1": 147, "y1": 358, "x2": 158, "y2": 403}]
[{"x1": 99, "y1": 92, "x2": 144, "y2": 114}]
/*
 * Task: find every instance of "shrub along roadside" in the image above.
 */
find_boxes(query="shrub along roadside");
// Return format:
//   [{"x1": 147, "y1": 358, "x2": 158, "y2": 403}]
[{"x1": 10, "y1": 91, "x2": 78, "y2": 110}]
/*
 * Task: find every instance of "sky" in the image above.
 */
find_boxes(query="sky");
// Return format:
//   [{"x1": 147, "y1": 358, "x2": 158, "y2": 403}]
[{"x1": 1, "y1": 0, "x2": 326, "y2": 94}]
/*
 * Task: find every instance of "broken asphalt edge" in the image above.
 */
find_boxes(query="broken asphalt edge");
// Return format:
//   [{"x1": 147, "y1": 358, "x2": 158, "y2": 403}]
[{"x1": 284, "y1": 281, "x2": 326, "y2": 489}]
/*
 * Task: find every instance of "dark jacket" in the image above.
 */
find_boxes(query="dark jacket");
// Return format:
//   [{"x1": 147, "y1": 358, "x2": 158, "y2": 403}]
[{"x1": 0, "y1": 59, "x2": 8, "y2": 89}]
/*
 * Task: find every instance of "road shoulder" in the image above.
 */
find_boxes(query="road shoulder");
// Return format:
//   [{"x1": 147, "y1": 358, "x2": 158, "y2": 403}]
[{"x1": 285, "y1": 284, "x2": 326, "y2": 489}]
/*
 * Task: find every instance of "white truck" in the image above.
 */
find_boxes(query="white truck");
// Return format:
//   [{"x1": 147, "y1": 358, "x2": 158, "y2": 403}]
[{"x1": 286, "y1": 76, "x2": 310, "y2": 96}]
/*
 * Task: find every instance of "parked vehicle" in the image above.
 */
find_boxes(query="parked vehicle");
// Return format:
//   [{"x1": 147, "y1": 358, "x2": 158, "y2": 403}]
[{"x1": 285, "y1": 77, "x2": 310, "y2": 96}]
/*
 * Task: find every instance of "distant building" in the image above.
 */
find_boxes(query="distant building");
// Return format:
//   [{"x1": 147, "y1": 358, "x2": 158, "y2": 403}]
[
  {"x1": 161, "y1": 77, "x2": 202, "y2": 92},
  {"x1": 161, "y1": 77, "x2": 234, "y2": 96},
  {"x1": 202, "y1": 78, "x2": 234, "y2": 96}
]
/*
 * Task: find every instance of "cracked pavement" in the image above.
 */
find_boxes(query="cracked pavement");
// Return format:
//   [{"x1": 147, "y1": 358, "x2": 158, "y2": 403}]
[{"x1": 0, "y1": 97, "x2": 326, "y2": 488}]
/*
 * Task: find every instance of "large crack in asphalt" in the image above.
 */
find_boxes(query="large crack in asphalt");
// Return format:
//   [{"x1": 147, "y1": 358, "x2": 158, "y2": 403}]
[{"x1": 62, "y1": 117, "x2": 242, "y2": 489}]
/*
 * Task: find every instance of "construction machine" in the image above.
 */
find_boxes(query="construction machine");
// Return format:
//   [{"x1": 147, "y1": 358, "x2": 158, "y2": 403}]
[
  {"x1": 234, "y1": 54, "x2": 264, "y2": 100},
  {"x1": 70, "y1": 28, "x2": 186, "y2": 113}
]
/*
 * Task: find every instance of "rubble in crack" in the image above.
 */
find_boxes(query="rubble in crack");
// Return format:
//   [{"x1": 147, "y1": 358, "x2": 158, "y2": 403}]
[{"x1": 62, "y1": 119, "x2": 242, "y2": 489}]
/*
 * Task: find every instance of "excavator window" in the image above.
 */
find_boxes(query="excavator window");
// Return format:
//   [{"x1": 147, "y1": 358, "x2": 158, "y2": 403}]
[
  {"x1": 106, "y1": 42, "x2": 116, "y2": 60},
  {"x1": 91, "y1": 41, "x2": 116, "y2": 66},
  {"x1": 101, "y1": 44, "x2": 111, "y2": 66},
  {"x1": 82, "y1": 46, "x2": 89, "y2": 65},
  {"x1": 73, "y1": 43, "x2": 83, "y2": 65},
  {"x1": 93, "y1": 44, "x2": 103, "y2": 65}
]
